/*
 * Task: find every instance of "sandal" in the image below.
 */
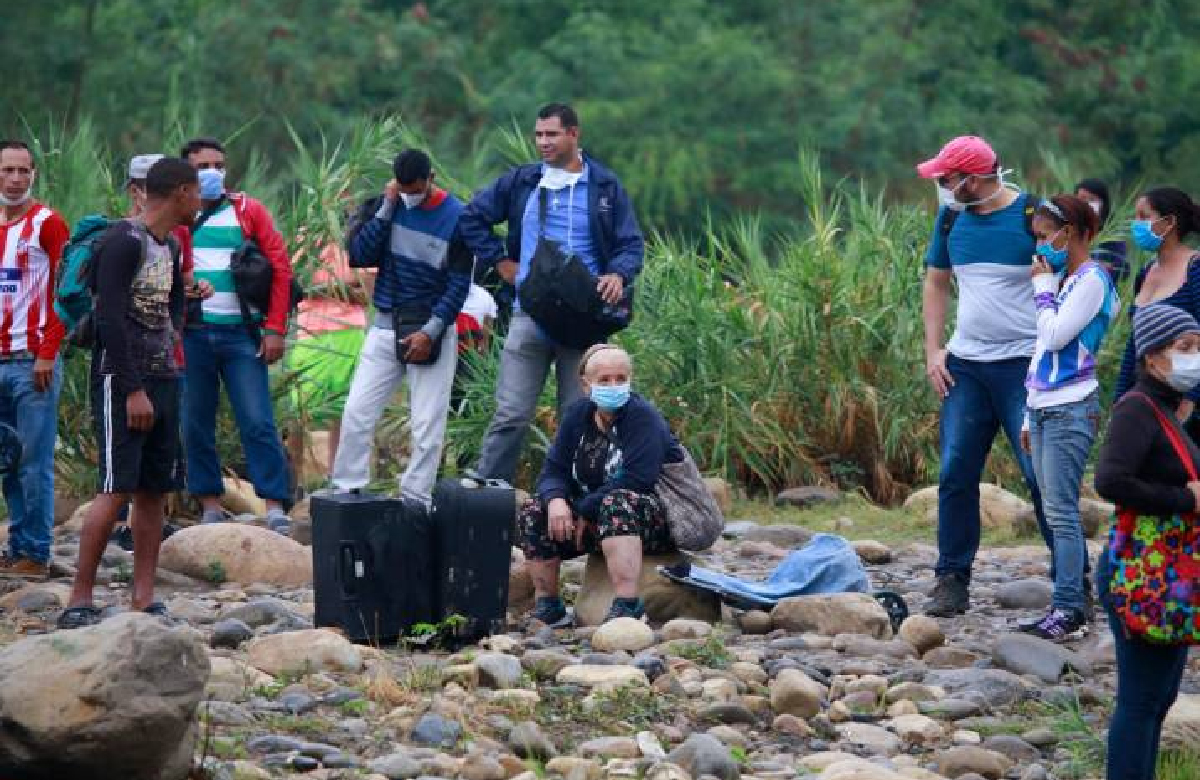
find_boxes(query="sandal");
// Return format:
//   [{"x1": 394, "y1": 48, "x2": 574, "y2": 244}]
[{"x1": 56, "y1": 605, "x2": 103, "y2": 630}]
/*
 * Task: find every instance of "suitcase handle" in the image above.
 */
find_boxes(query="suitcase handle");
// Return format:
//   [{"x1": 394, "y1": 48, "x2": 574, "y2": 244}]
[{"x1": 339, "y1": 543, "x2": 366, "y2": 597}]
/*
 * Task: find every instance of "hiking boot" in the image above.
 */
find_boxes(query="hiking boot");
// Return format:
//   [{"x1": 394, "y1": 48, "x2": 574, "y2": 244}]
[
  {"x1": 57, "y1": 605, "x2": 103, "y2": 630},
  {"x1": 0, "y1": 556, "x2": 48, "y2": 580},
  {"x1": 527, "y1": 596, "x2": 573, "y2": 629},
  {"x1": 604, "y1": 597, "x2": 647, "y2": 623},
  {"x1": 1026, "y1": 609, "x2": 1089, "y2": 643},
  {"x1": 266, "y1": 508, "x2": 292, "y2": 536},
  {"x1": 925, "y1": 573, "x2": 970, "y2": 617},
  {"x1": 110, "y1": 524, "x2": 135, "y2": 552},
  {"x1": 142, "y1": 601, "x2": 176, "y2": 625}
]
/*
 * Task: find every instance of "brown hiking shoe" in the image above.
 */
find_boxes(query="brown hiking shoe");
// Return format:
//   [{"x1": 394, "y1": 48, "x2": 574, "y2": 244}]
[{"x1": 0, "y1": 556, "x2": 49, "y2": 580}]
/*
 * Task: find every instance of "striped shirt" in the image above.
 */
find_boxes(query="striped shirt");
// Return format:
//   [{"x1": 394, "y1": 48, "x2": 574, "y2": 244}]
[
  {"x1": 1115, "y1": 256, "x2": 1200, "y2": 403},
  {"x1": 0, "y1": 203, "x2": 69, "y2": 358},
  {"x1": 191, "y1": 202, "x2": 254, "y2": 325}
]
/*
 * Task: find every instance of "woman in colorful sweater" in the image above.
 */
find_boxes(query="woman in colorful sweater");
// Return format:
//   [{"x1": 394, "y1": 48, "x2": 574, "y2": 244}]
[{"x1": 1020, "y1": 195, "x2": 1120, "y2": 641}]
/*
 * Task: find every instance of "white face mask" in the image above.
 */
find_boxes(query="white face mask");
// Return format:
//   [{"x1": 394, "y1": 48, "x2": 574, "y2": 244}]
[
  {"x1": 936, "y1": 170, "x2": 1014, "y2": 212},
  {"x1": 1089, "y1": 200, "x2": 1103, "y2": 216},
  {"x1": 1166, "y1": 351, "x2": 1200, "y2": 392},
  {"x1": 539, "y1": 165, "x2": 582, "y2": 191},
  {"x1": 400, "y1": 190, "x2": 427, "y2": 209},
  {"x1": 0, "y1": 171, "x2": 35, "y2": 207}
]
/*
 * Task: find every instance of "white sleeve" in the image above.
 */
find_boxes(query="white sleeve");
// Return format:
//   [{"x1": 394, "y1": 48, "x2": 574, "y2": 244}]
[{"x1": 1036, "y1": 271, "x2": 1107, "y2": 352}]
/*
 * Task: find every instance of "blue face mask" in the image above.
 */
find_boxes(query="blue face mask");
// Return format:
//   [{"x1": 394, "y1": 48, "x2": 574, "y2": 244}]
[
  {"x1": 1035, "y1": 231, "x2": 1069, "y2": 273},
  {"x1": 198, "y1": 168, "x2": 226, "y2": 200},
  {"x1": 591, "y1": 383, "x2": 631, "y2": 412},
  {"x1": 1132, "y1": 218, "x2": 1165, "y2": 251}
]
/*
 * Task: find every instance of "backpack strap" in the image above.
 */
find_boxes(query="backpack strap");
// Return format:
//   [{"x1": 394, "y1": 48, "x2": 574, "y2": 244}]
[
  {"x1": 1126, "y1": 391, "x2": 1199, "y2": 481},
  {"x1": 940, "y1": 193, "x2": 1040, "y2": 240},
  {"x1": 537, "y1": 187, "x2": 548, "y2": 240}
]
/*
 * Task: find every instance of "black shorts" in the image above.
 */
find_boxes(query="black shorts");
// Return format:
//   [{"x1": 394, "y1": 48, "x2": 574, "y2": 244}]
[{"x1": 92, "y1": 375, "x2": 183, "y2": 494}]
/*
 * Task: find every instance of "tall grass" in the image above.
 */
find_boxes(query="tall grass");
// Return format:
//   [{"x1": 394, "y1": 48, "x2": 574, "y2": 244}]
[{"x1": 27, "y1": 115, "x2": 1137, "y2": 502}]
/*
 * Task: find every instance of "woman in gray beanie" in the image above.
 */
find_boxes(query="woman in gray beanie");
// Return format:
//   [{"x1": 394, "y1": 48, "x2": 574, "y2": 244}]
[{"x1": 1094, "y1": 302, "x2": 1200, "y2": 780}]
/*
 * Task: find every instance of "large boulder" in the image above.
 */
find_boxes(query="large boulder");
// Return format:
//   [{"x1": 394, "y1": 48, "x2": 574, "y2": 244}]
[
  {"x1": 771, "y1": 593, "x2": 892, "y2": 639},
  {"x1": 574, "y1": 551, "x2": 720, "y2": 627},
  {"x1": 1162, "y1": 693, "x2": 1200, "y2": 752},
  {"x1": 0, "y1": 613, "x2": 209, "y2": 780},
  {"x1": 159, "y1": 523, "x2": 312, "y2": 588},
  {"x1": 905, "y1": 483, "x2": 1032, "y2": 532},
  {"x1": 508, "y1": 547, "x2": 536, "y2": 617}
]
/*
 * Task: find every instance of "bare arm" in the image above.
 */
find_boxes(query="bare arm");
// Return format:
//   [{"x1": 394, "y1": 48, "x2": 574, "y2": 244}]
[{"x1": 922, "y1": 268, "x2": 955, "y2": 397}]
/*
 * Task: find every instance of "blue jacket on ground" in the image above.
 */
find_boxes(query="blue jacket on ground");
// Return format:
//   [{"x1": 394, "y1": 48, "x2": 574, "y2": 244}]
[
  {"x1": 458, "y1": 154, "x2": 645, "y2": 284},
  {"x1": 537, "y1": 393, "x2": 684, "y2": 521}
]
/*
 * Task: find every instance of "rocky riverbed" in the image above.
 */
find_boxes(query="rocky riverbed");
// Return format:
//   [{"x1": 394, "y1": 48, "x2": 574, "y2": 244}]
[{"x1": 1, "y1": 491, "x2": 1198, "y2": 780}]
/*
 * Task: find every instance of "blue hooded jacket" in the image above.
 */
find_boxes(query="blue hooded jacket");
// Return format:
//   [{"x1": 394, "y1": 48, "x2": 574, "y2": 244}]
[
  {"x1": 536, "y1": 393, "x2": 684, "y2": 521},
  {"x1": 458, "y1": 154, "x2": 645, "y2": 284}
]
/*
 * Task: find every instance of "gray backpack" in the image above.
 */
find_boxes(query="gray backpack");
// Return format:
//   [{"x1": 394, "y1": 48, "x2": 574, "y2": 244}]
[{"x1": 655, "y1": 448, "x2": 725, "y2": 551}]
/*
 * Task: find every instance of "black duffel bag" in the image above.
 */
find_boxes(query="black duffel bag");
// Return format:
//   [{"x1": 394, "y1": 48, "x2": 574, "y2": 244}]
[
  {"x1": 517, "y1": 189, "x2": 633, "y2": 350},
  {"x1": 230, "y1": 239, "x2": 304, "y2": 338}
]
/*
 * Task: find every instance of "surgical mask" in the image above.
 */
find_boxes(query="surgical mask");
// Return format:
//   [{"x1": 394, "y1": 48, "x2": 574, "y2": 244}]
[
  {"x1": 1165, "y1": 351, "x2": 1200, "y2": 392},
  {"x1": 1035, "y1": 229, "x2": 1069, "y2": 273},
  {"x1": 1089, "y1": 200, "x2": 1103, "y2": 216},
  {"x1": 936, "y1": 170, "x2": 1012, "y2": 212},
  {"x1": 539, "y1": 158, "x2": 583, "y2": 191},
  {"x1": 937, "y1": 183, "x2": 966, "y2": 212},
  {"x1": 0, "y1": 172, "x2": 35, "y2": 207},
  {"x1": 1132, "y1": 218, "x2": 1165, "y2": 251},
  {"x1": 400, "y1": 190, "x2": 428, "y2": 209},
  {"x1": 591, "y1": 383, "x2": 631, "y2": 412},
  {"x1": 198, "y1": 168, "x2": 225, "y2": 200}
]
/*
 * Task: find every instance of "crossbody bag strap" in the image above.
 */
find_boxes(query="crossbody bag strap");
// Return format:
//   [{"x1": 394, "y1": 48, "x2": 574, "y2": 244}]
[
  {"x1": 537, "y1": 187, "x2": 548, "y2": 240},
  {"x1": 1128, "y1": 391, "x2": 1200, "y2": 481}
]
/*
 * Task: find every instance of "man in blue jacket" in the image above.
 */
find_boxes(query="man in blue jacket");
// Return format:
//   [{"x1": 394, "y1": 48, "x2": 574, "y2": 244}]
[{"x1": 459, "y1": 103, "x2": 645, "y2": 485}]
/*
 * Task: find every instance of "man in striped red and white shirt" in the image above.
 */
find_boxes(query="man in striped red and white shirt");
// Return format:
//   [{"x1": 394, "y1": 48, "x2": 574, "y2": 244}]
[{"x1": 0, "y1": 140, "x2": 68, "y2": 579}]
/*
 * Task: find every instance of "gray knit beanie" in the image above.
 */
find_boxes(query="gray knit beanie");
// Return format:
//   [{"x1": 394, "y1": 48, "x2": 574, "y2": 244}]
[{"x1": 1134, "y1": 303, "x2": 1200, "y2": 359}]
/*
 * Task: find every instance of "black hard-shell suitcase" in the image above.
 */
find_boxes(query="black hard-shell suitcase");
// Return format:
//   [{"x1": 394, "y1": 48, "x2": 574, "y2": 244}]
[
  {"x1": 431, "y1": 478, "x2": 517, "y2": 642},
  {"x1": 311, "y1": 490, "x2": 435, "y2": 643}
]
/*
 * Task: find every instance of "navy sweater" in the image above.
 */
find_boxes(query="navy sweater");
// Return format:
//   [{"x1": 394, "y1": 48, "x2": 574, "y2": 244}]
[
  {"x1": 348, "y1": 190, "x2": 472, "y2": 337},
  {"x1": 1115, "y1": 256, "x2": 1200, "y2": 405},
  {"x1": 537, "y1": 393, "x2": 685, "y2": 521}
]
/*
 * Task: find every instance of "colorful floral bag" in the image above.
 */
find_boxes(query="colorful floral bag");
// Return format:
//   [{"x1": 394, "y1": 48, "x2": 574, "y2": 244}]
[{"x1": 1106, "y1": 392, "x2": 1200, "y2": 645}]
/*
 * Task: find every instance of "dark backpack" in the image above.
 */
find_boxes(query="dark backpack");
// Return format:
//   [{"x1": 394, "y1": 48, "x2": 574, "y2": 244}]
[
  {"x1": 345, "y1": 195, "x2": 384, "y2": 256},
  {"x1": 516, "y1": 189, "x2": 634, "y2": 350},
  {"x1": 229, "y1": 240, "x2": 304, "y2": 337},
  {"x1": 941, "y1": 194, "x2": 1040, "y2": 239},
  {"x1": 55, "y1": 214, "x2": 114, "y2": 340}
]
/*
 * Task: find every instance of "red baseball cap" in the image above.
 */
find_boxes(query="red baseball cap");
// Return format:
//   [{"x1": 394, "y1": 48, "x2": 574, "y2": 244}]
[{"x1": 916, "y1": 136, "x2": 997, "y2": 179}]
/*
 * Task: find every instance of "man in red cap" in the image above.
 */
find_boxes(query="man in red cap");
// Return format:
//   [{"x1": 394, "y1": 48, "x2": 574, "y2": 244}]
[{"x1": 917, "y1": 136, "x2": 1050, "y2": 617}]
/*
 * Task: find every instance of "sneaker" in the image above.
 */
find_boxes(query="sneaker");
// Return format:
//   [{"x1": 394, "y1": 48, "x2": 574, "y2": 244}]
[
  {"x1": 528, "y1": 596, "x2": 574, "y2": 629},
  {"x1": 604, "y1": 597, "x2": 646, "y2": 622},
  {"x1": 56, "y1": 605, "x2": 103, "y2": 630},
  {"x1": 201, "y1": 508, "x2": 229, "y2": 525},
  {"x1": 1026, "y1": 609, "x2": 1089, "y2": 643},
  {"x1": 266, "y1": 508, "x2": 291, "y2": 536},
  {"x1": 142, "y1": 601, "x2": 176, "y2": 625},
  {"x1": 110, "y1": 524, "x2": 135, "y2": 552},
  {"x1": 0, "y1": 556, "x2": 49, "y2": 580},
  {"x1": 926, "y1": 573, "x2": 970, "y2": 617}
]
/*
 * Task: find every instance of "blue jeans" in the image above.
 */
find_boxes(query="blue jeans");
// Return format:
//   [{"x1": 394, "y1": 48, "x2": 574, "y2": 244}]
[
  {"x1": 1097, "y1": 556, "x2": 1189, "y2": 780},
  {"x1": 936, "y1": 354, "x2": 1049, "y2": 577},
  {"x1": 1028, "y1": 393, "x2": 1099, "y2": 615},
  {"x1": 183, "y1": 325, "x2": 290, "y2": 502},
  {"x1": 0, "y1": 359, "x2": 61, "y2": 564}
]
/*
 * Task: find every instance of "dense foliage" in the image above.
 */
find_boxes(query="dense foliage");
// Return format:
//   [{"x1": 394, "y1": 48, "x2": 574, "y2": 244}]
[{"x1": 5, "y1": 1, "x2": 1200, "y2": 233}]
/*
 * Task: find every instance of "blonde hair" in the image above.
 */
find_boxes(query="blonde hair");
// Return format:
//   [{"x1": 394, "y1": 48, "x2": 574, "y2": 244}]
[{"x1": 579, "y1": 343, "x2": 631, "y2": 377}]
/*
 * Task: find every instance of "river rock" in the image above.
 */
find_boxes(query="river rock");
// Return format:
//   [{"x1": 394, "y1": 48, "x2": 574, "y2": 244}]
[
  {"x1": 246, "y1": 628, "x2": 362, "y2": 675},
  {"x1": 661, "y1": 618, "x2": 713, "y2": 641},
  {"x1": 933, "y1": 746, "x2": 1012, "y2": 779},
  {"x1": 666, "y1": 733, "x2": 740, "y2": 780},
  {"x1": 897, "y1": 615, "x2": 944, "y2": 654},
  {"x1": 905, "y1": 484, "x2": 1031, "y2": 532},
  {"x1": 776, "y1": 486, "x2": 841, "y2": 508},
  {"x1": 575, "y1": 551, "x2": 720, "y2": 626},
  {"x1": 851, "y1": 539, "x2": 893, "y2": 564},
  {"x1": 771, "y1": 593, "x2": 893, "y2": 639},
  {"x1": 159, "y1": 523, "x2": 312, "y2": 588},
  {"x1": 476, "y1": 652, "x2": 524, "y2": 689},
  {"x1": 591, "y1": 617, "x2": 656, "y2": 652},
  {"x1": 769, "y1": 668, "x2": 827, "y2": 719},
  {"x1": 890, "y1": 713, "x2": 943, "y2": 746},
  {"x1": 995, "y1": 579, "x2": 1052, "y2": 610},
  {"x1": 555, "y1": 664, "x2": 648, "y2": 690},
  {"x1": 992, "y1": 633, "x2": 1091, "y2": 683},
  {"x1": 0, "y1": 613, "x2": 209, "y2": 780},
  {"x1": 1162, "y1": 693, "x2": 1200, "y2": 752}
]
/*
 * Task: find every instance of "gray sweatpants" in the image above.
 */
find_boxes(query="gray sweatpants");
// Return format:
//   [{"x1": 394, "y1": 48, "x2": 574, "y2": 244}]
[
  {"x1": 474, "y1": 313, "x2": 584, "y2": 483},
  {"x1": 332, "y1": 320, "x2": 458, "y2": 506}
]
